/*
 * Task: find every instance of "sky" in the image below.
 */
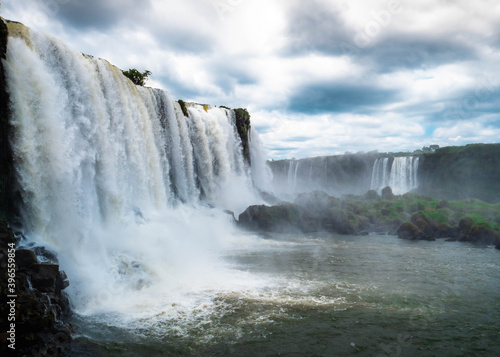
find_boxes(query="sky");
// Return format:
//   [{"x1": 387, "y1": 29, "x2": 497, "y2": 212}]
[{"x1": 2, "y1": 0, "x2": 500, "y2": 159}]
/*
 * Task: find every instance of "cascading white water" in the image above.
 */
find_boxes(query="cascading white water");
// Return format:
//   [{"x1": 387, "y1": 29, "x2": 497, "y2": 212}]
[
  {"x1": 370, "y1": 156, "x2": 420, "y2": 194},
  {"x1": 3, "y1": 23, "x2": 269, "y2": 318},
  {"x1": 286, "y1": 160, "x2": 296, "y2": 192},
  {"x1": 388, "y1": 156, "x2": 420, "y2": 195},
  {"x1": 249, "y1": 127, "x2": 273, "y2": 193},
  {"x1": 370, "y1": 158, "x2": 389, "y2": 193}
]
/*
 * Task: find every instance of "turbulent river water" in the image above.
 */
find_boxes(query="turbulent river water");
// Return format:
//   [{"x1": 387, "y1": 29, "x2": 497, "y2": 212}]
[{"x1": 69, "y1": 232, "x2": 500, "y2": 357}]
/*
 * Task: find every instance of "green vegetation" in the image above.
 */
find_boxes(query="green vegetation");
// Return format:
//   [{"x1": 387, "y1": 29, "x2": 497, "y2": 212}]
[
  {"x1": 122, "y1": 68, "x2": 152, "y2": 86},
  {"x1": 233, "y1": 108, "x2": 251, "y2": 164},
  {"x1": 239, "y1": 189, "x2": 500, "y2": 246}
]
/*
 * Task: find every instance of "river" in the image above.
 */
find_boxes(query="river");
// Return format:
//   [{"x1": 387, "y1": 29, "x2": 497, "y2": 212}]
[{"x1": 68, "y1": 232, "x2": 500, "y2": 356}]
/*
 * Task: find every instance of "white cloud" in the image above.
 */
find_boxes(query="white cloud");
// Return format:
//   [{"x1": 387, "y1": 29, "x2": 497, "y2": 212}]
[{"x1": 2, "y1": 0, "x2": 500, "y2": 159}]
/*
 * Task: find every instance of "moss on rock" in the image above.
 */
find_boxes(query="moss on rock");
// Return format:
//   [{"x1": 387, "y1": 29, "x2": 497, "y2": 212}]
[
  {"x1": 233, "y1": 108, "x2": 251, "y2": 165},
  {"x1": 177, "y1": 99, "x2": 189, "y2": 117},
  {"x1": 238, "y1": 188, "x2": 500, "y2": 247}
]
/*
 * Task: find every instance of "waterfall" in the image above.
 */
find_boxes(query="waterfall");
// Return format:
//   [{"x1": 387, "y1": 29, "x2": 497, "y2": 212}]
[
  {"x1": 370, "y1": 158, "x2": 389, "y2": 192},
  {"x1": 370, "y1": 156, "x2": 420, "y2": 194},
  {"x1": 3, "y1": 24, "x2": 267, "y2": 316},
  {"x1": 249, "y1": 127, "x2": 273, "y2": 193},
  {"x1": 286, "y1": 160, "x2": 296, "y2": 192}
]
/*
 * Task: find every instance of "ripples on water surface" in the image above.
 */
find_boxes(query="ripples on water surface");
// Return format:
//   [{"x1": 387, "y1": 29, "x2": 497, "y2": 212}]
[{"x1": 70, "y1": 233, "x2": 500, "y2": 356}]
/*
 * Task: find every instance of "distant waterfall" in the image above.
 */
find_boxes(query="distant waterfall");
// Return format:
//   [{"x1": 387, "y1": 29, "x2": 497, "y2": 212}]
[
  {"x1": 370, "y1": 158, "x2": 389, "y2": 192},
  {"x1": 249, "y1": 127, "x2": 273, "y2": 192},
  {"x1": 269, "y1": 155, "x2": 376, "y2": 198},
  {"x1": 286, "y1": 160, "x2": 301, "y2": 192},
  {"x1": 3, "y1": 22, "x2": 267, "y2": 314},
  {"x1": 370, "y1": 156, "x2": 420, "y2": 194}
]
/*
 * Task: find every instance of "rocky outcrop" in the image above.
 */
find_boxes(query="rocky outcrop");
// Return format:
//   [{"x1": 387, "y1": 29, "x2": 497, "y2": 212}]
[
  {"x1": 239, "y1": 191, "x2": 371, "y2": 235},
  {"x1": 397, "y1": 208, "x2": 500, "y2": 246},
  {"x1": 238, "y1": 190, "x2": 500, "y2": 248},
  {"x1": 0, "y1": 221, "x2": 72, "y2": 356},
  {"x1": 397, "y1": 222, "x2": 422, "y2": 240},
  {"x1": 238, "y1": 203, "x2": 301, "y2": 233}
]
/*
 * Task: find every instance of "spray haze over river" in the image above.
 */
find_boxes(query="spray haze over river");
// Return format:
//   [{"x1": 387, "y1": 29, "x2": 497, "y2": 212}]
[{"x1": 3, "y1": 20, "x2": 500, "y2": 356}]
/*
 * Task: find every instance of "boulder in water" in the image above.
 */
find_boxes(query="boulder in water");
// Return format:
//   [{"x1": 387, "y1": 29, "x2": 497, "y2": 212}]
[
  {"x1": 397, "y1": 222, "x2": 421, "y2": 240},
  {"x1": 238, "y1": 204, "x2": 300, "y2": 233}
]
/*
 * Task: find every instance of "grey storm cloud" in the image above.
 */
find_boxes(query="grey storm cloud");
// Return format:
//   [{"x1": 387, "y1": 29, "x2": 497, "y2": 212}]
[
  {"x1": 438, "y1": 86, "x2": 500, "y2": 124},
  {"x1": 284, "y1": 0, "x2": 352, "y2": 56},
  {"x1": 209, "y1": 62, "x2": 258, "y2": 95},
  {"x1": 287, "y1": 83, "x2": 400, "y2": 115},
  {"x1": 55, "y1": 0, "x2": 153, "y2": 30},
  {"x1": 54, "y1": 0, "x2": 217, "y2": 54},
  {"x1": 356, "y1": 35, "x2": 480, "y2": 72},
  {"x1": 283, "y1": 0, "x2": 481, "y2": 72},
  {"x1": 152, "y1": 27, "x2": 214, "y2": 54}
]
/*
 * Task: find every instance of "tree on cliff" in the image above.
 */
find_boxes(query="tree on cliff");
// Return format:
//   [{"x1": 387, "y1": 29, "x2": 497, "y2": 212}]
[{"x1": 122, "y1": 68, "x2": 152, "y2": 86}]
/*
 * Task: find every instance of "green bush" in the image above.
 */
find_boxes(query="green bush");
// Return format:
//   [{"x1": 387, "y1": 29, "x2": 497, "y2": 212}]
[{"x1": 122, "y1": 68, "x2": 152, "y2": 86}]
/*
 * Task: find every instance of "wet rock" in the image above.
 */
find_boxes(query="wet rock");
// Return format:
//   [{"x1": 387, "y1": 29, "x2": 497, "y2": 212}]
[
  {"x1": 33, "y1": 245, "x2": 59, "y2": 263},
  {"x1": 363, "y1": 190, "x2": 379, "y2": 200},
  {"x1": 459, "y1": 217, "x2": 473, "y2": 234},
  {"x1": 381, "y1": 186, "x2": 395, "y2": 200},
  {"x1": 397, "y1": 222, "x2": 421, "y2": 240},
  {"x1": 467, "y1": 224, "x2": 500, "y2": 245},
  {"x1": 30, "y1": 263, "x2": 60, "y2": 293},
  {"x1": 436, "y1": 200, "x2": 450, "y2": 209},
  {"x1": 16, "y1": 248, "x2": 39, "y2": 269},
  {"x1": 0, "y1": 220, "x2": 72, "y2": 356},
  {"x1": 238, "y1": 204, "x2": 300, "y2": 233}
]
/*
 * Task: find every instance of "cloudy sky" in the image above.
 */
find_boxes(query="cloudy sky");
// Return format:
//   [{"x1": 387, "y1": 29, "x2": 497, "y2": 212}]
[{"x1": 3, "y1": 0, "x2": 500, "y2": 159}]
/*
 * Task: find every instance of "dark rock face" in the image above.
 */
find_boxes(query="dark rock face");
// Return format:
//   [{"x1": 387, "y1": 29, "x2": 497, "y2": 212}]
[
  {"x1": 418, "y1": 144, "x2": 500, "y2": 203},
  {"x1": 0, "y1": 221, "x2": 72, "y2": 356},
  {"x1": 0, "y1": 19, "x2": 15, "y2": 221},
  {"x1": 233, "y1": 108, "x2": 251, "y2": 165}
]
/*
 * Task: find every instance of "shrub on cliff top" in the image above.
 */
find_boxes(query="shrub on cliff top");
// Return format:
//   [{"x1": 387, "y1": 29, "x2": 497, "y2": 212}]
[{"x1": 122, "y1": 68, "x2": 152, "y2": 86}]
